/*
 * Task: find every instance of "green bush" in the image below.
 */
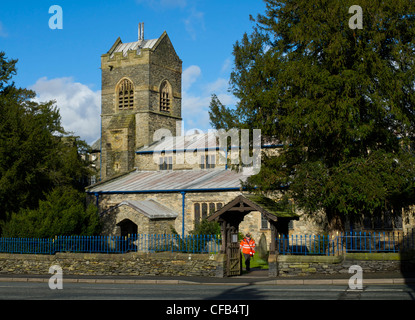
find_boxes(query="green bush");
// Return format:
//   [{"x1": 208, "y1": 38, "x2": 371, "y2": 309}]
[
  {"x1": 190, "y1": 219, "x2": 221, "y2": 237},
  {"x1": 1, "y1": 186, "x2": 101, "y2": 238}
]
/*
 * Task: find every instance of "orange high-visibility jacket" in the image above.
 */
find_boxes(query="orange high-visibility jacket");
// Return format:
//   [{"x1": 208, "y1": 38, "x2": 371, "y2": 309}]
[{"x1": 240, "y1": 238, "x2": 255, "y2": 255}]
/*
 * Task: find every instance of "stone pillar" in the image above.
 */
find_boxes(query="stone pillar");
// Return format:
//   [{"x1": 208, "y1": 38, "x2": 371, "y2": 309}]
[
  {"x1": 214, "y1": 253, "x2": 227, "y2": 278},
  {"x1": 268, "y1": 253, "x2": 278, "y2": 277}
]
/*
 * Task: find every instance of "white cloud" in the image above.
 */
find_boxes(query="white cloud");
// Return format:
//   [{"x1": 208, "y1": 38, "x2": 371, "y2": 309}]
[
  {"x1": 30, "y1": 77, "x2": 101, "y2": 145},
  {"x1": 221, "y1": 57, "x2": 232, "y2": 74},
  {"x1": 203, "y1": 78, "x2": 229, "y2": 94},
  {"x1": 182, "y1": 65, "x2": 201, "y2": 91},
  {"x1": 183, "y1": 6, "x2": 205, "y2": 40},
  {"x1": 181, "y1": 65, "x2": 237, "y2": 132}
]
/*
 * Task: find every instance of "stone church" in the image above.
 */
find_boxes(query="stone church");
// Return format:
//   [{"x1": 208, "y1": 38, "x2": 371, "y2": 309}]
[{"x1": 86, "y1": 25, "x2": 410, "y2": 243}]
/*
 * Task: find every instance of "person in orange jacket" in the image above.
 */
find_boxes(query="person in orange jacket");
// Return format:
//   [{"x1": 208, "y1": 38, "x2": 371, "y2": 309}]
[{"x1": 240, "y1": 233, "x2": 255, "y2": 272}]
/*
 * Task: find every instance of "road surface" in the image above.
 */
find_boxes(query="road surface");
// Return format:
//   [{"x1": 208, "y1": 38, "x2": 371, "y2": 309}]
[{"x1": 0, "y1": 281, "x2": 414, "y2": 300}]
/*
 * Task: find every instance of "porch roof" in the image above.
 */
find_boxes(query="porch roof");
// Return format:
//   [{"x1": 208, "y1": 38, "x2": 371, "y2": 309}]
[
  {"x1": 207, "y1": 194, "x2": 299, "y2": 223},
  {"x1": 104, "y1": 199, "x2": 178, "y2": 220}
]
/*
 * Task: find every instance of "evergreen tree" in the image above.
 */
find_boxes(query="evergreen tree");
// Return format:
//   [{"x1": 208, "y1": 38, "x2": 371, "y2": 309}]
[
  {"x1": 210, "y1": 0, "x2": 415, "y2": 230},
  {"x1": 0, "y1": 52, "x2": 97, "y2": 235},
  {"x1": 1, "y1": 186, "x2": 100, "y2": 238}
]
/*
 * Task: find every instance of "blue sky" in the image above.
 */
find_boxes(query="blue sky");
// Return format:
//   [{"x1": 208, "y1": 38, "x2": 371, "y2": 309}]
[{"x1": 0, "y1": 0, "x2": 266, "y2": 144}]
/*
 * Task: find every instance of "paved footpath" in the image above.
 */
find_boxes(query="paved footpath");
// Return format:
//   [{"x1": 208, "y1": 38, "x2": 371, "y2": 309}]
[{"x1": 1, "y1": 269, "x2": 415, "y2": 285}]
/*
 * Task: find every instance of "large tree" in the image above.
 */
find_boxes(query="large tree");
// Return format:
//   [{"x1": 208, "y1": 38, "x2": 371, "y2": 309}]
[
  {"x1": 1, "y1": 186, "x2": 100, "y2": 238},
  {"x1": 210, "y1": 0, "x2": 415, "y2": 231},
  {"x1": 0, "y1": 52, "x2": 96, "y2": 234}
]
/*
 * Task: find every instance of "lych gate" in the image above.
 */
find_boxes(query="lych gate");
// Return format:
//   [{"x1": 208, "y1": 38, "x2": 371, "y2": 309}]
[{"x1": 207, "y1": 194, "x2": 299, "y2": 277}]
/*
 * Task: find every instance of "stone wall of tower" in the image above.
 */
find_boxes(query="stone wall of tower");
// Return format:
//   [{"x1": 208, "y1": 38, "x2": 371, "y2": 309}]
[
  {"x1": 148, "y1": 33, "x2": 182, "y2": 120},
  {"x1": 100, "y1": 32, "x2": 182, "y2": 180}
]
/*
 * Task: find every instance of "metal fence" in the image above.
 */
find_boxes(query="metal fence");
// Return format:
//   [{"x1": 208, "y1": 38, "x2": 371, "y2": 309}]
[
  {"x1": 0, "y1": 234, "x2": 221, "y2": 255},
  {"x1": 276, "y1": 231, "x2": 415, "y2": 256},
  {"x1": 2, "y1": 231, "x2": 414, "y2": 256}
]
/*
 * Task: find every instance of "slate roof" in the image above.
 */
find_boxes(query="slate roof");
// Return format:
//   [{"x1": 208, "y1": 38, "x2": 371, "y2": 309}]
[
  {"x1": 109, "y1": 38, "x2": 159, "y2": 58},
  {"x1": 136, "y1": 131, "x2": 284, "y2": 154},
  {"x1": 108, "y1": 199, "x2": 178, "y2": 219},
  {"x1": 136, "y1": 132, "x2": 222, "y2": 154},
  {"x1": 90, "y1": 138, "x2": 101, "y2": 152},
  {"x1": 87, "y1": 169, "x2": 250, "y2": 193}
]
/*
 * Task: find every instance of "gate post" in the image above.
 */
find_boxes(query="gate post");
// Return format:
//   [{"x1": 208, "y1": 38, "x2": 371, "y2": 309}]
[{"x1": 268, "y1": 223, "x2": 278, "y2": 277}]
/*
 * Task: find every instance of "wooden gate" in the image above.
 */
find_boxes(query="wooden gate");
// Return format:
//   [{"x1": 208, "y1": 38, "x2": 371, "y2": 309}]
[{"x1": 226, "y1": 227, "x2": 241, "y2": 276}]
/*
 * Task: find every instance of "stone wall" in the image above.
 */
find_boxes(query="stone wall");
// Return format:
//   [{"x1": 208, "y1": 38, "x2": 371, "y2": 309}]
[
  {"x1": 98, "y1": 191, "x2": 243, "y2": 237},
  {"x1": 2, "y1": 251, "x2": 415, "y2": 278},
  {"x1": 100, "y1": 203, "x2": 176, "y2": 235},
  {"x1": 135, "y1": 150, "x2": 227, "y2": 171},
  {"x1": 270, "y1": 252, "x2": 415, "y2": 277},
  {"x1": 0, "y1": 252, "x2": 226, "y2": 278}
]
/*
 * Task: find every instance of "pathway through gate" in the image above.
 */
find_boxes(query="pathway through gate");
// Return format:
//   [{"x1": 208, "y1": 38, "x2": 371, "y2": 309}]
[{"x1": 207, "y1": 195, "x2": 299, "y2": 277}]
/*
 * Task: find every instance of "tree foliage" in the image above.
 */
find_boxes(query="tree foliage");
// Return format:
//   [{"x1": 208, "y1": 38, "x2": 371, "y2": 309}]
[
  {"x1": 0, "y1": 52, "x2": 98, "y2": 235},
  {"x1": 1, "y1": 186, "x2": 100, "y2": 238},
  {"x1": 210, "y1": 0, "x2": 415, "y2": 229},
  {"x1": 190, "y1": 219, "x2": 221, "y2": 237}
]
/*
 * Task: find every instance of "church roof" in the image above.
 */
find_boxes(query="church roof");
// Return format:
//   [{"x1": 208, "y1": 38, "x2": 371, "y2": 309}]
[
  {"x1": 110, "y1": 38, "x2": 159, "y2": 58},
  {"x1": 87, "y1": 169, "x2": 250, "y2": 194},
  {"x1": 108, "y1": 199, "x2": 178, "y2": 219},
  {"x1": 136, "y1": 131, "x2": 284, "y2": 154},
  {"x1": 136, "y1": 132, "x2": 222, "y2": 154},
  {"x1": 207, "y1": 194, "x2": 299, "y2": 223},
  {"x1": 107, "y1": 30, "x2": 175, "y2": 59}
]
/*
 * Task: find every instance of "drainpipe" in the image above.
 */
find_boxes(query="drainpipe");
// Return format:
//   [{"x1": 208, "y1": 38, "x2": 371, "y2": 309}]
[
  {"x1": 94, "y1": 192, "x2": 100, "y2": 208},
  {"x1": 181, "y1": 191, "x2": 186, "y2": 238}
]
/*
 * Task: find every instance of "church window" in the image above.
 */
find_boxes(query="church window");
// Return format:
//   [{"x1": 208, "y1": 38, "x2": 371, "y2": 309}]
[
  {"x1": 194, "y1": 203, "x2": 200, "y2": 226},
  {"x1": 117, "y1": 79, "x2": 134, "y2": 110},
  {"x1": 201, "y1": 203, "x2": 208, "y2": 220},
  {"x1": 193, "y1": 202, "x2": 224, "y2": 226},
  {"x1": 209, "y1": 203, "x2": 216, "y2": 215},
  {"x1": 361, "y1": 208, "x2": 403, "y2": 230},
  {"x1": 261, "y1": 213, "x2": 269, "y2": 229},
  {"x1": 160, "y1": 81, "x2": 171, "y2": 112},
  {"x1": 200, "y1": 154, "x2": 215, "y2": 169},
  {"x1": 159, "y1": 156, "x2": 172, "y2": 170}
]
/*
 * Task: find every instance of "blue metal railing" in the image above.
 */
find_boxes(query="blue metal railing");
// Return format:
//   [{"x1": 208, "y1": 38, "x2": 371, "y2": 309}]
[
  {"x1": 276, "y1": 231, "x2": 414, "y2": 256},
  {"x1": 1, "y1": 232, "x2": 412, "y2": 256},
  {"x1": 0, "y1": 234, "x2": 221, "y2": 255}
]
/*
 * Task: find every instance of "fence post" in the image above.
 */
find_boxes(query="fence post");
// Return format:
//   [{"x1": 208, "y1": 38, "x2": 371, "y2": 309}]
[{"x1": 327, "y1": 235, "x2": 330, "y2": 256}]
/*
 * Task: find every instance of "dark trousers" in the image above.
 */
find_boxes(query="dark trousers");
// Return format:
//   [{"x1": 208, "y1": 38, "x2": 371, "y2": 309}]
[{"x1": 243, "y1": 253, "x2": 251, "y2": 271}]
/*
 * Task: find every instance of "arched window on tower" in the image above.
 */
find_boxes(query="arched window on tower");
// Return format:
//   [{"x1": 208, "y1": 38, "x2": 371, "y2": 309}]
[
  {"x1": 117, "y1": 79, "x2": 134, "y2": 110},
  {"x1": 160, "y1": 80, "x2": 171, "y2": 112}
]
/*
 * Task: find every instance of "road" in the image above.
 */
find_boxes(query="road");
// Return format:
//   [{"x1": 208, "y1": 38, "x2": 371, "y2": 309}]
[{"x1": 0, "y1": 281, "x2": 414, "y2": 300}]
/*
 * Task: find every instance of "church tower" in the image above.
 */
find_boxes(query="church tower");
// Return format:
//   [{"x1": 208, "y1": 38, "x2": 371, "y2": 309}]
[{"x1": 100, "y1": 24, "x2": 182, "y2": 180}]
